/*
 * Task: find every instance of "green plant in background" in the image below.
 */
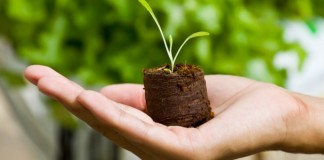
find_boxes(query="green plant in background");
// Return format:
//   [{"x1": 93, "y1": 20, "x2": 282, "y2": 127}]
[
  {"x1": 2, "y1": 0, "x2": 323, "y2": 85},
  {"x1": 139, "y1": 0, "x2": 209, "y2": 72},
  {"x1": 1, "y1": 0, "x2": 324, "y2": 128}
]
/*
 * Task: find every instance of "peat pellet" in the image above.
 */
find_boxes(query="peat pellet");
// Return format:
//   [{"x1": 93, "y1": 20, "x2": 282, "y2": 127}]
[{"x1": 143, "y1": 64, "x2": 214, "y2": 127}]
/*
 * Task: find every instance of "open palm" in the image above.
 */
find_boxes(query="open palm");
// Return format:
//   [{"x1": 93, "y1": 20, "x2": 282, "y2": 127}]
[{"x1": 24, "y1": 65, "x2": 305, "y2": 160}]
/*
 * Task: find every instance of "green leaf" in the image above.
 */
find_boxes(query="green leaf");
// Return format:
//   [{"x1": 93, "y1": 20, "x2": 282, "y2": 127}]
[
  {"x1": 138, "y1": 0, "x2": 154, "y2": 16},
  {"x1": 138, "y1": 0, "x2": 172, "y2": 61},
  {"x1": 173, "y1": 32, "x2": 210, "y2": 69},
  {"x1": 187, "y1": 31, "x2": 210, "y2": 39},
  {"x1": 169, "y1": 34, "x2": 173, "y2": 53}
]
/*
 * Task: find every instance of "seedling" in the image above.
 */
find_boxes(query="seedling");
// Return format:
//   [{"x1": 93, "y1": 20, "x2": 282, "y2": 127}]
[
  {"x1": 138, "y1": 0, "x2": 209, "y2": 72},
  {"x1": 141, "y1": 0, "x2": 213, "y2": 127}
]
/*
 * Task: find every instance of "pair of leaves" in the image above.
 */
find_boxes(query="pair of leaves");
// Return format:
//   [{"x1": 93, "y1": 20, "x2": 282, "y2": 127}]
[{"x1": 138, "y1": 0, "x2": 209, "y2": 72}]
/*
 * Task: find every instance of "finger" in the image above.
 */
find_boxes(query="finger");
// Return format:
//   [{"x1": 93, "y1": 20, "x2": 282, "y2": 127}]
[
  {"x1": 37, "y1": 77, "x2": 83, "y2": 110},
  {"x1": 24, "y1": 65, "x2": 64, "y2": 85},
  {"x1": 37, "y1": 76, "x2": 101, "y2": 128},
  {"x1": 24, "y1": 65, "x2": 153, "y2": 158},
  {"x1": 25, "y1": 65, "x2": 95, "y2": 124},
  {"x1": 77, "y1": 91, "x2": 180, "y2": 155},
  {"x1": 37, "y1": 76, "x2": 152, "y2": 158},
  {"x1": 78, "y1": 90, "x2": 155, "y2": 136},
  {"x1": 100, "y1": 84, "x2": 146, "y2": 111}
]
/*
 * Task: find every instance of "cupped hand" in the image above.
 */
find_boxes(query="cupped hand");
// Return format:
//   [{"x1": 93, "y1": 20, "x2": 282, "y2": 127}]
[{"x1": 24, "y1": 65, "x2": 308, "y2": 160}]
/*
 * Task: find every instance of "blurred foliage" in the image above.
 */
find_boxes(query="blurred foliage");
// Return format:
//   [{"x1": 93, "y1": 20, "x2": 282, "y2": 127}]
[
  {"x1": 1, "y1": 0, "x2": 323, "y2": 127},
  {"x1": 2, "y1": 0, "x2": 324, "y2": 85}
]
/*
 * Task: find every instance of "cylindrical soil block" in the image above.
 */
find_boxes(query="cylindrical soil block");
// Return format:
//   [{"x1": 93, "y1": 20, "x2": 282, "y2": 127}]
[{"x1": 143, "y1": 64, "x2": 213, "y2": 127}]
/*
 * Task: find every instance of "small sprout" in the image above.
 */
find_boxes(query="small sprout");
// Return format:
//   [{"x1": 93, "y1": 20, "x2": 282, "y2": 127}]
[
  {"x1": 162, "y1": 68, "x2": 172, "y2": 73},
  {"x1": 138, "y1": 0, "x2": 209, "y2": 72}
]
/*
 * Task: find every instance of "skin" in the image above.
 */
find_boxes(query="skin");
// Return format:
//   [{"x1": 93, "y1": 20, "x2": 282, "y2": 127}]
[{"x1": 24, "y1": 65, "x2": 324, "y2": 160}]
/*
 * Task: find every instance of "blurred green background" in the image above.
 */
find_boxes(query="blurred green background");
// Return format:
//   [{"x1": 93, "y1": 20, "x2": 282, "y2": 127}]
[{"x1": 1, "y1": 0, "x2": 324, "y2": 128}]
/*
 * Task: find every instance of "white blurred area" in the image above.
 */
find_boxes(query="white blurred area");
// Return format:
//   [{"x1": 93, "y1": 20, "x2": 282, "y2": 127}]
[{"x1": 275, "y1": 17, "x2": 324, "y2": 97}]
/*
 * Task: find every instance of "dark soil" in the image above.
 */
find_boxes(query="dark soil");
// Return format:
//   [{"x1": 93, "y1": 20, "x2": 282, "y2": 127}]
[{"x1": 143, "y1": 64, "x2": 214, "y2": 127}]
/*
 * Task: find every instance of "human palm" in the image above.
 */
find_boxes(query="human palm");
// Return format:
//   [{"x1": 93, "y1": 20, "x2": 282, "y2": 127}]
[{"x1": 24, "y1": 65, "x2": 305, "y2": 160}]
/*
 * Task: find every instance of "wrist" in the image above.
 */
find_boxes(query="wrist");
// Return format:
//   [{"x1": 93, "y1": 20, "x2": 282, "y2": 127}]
[
  {"x1": 281, "y1": 93, "x2": 324, "y2": 153},
  {"x1": 304, "y1": 95, "x2": 324, "y2": 153}
]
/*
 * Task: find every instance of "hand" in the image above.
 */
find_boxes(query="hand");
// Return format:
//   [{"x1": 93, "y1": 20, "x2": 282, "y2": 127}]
[{"x1": 24, "y1": 65, "x2": 313, "y2": 160}]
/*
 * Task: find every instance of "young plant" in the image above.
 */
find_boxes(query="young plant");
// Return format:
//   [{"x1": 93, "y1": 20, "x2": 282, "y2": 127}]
[{"x1": 138, "y1": 0, "x2": 210, "y2": 72}]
